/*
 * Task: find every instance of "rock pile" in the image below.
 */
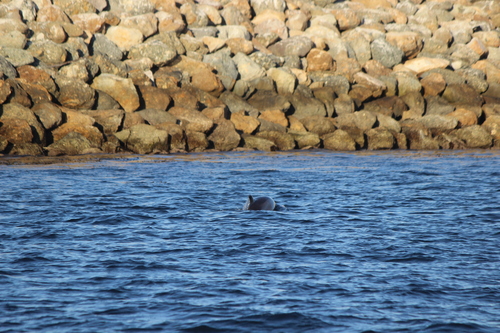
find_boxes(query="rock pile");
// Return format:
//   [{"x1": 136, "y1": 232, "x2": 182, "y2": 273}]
[{"x1": 1, "y1": 0, "x2": 500, "y2": 156}]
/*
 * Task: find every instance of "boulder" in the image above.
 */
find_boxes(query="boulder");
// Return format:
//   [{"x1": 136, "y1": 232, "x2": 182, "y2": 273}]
[
  {"x1": 115, "y1": 124, "x2": 169, "y2": 154},
  {"x1": 71, "y1": 13, "x2": 106, "y2": 34},
  {"x1": 0, "y1": 47, "x2": 34, "y2": 67},
  {"x1": 289, "y1": 131, "x2": 321, "y2": 149},
  {"x1": 322, "y1": 130, "x2": 357, "y2": 151},
  {"x1": 417, "y1": 115, "x2": 458, "y2": 135},
  {"x1": 186, "y1": 130, "x2": 209, "y2": 152},
  {"x1": 247, "y1": 90, "x2": 290, "y2": 112},
  {"x1": 454, "y1": 125, "x2": 493, "y2": 149},
  {"x1": 91, "y1": 74, "x2": 140, "y2": 112},
  {"x1": 403, "y1": 57, "x2": 450, "y2": 75},
  {"x1": 268, "y1": 36, "x2": 314, "y2": 57},
  {"x1": 377, "y1": 114, "x2": 401, "y2": 133},
  {"x1": 420, "y1": 72, "x2": 447, "y2": 96},
  {"x1": 230, "y1": 111, "x2": 260, "y2": 134},
  {"x1": 267, "y1": 68, "x2": 296, "y2": 95},
  {"x1": 9, "y1": 143, "x2": 44, "y2": 156},
  {"x1": 27, "y1": 40, "x2": 67, "y2": 65},
  {"x1": 31, "y1": 102, "x2": 63, "y2": 131},
  {"x1": 208, "y1": 119, "x2": 241, "y2": 151},
  {"x1": 155, "y1": 122, "x2": 186, "y2": 152},
  {"x1": 137, "y1": 108, "x2": 177, "y2": 125},
  {"x1": 81, "y1": 109, "x2": 125, "y2": 134},
  {"x1": 232, "y1": 52, "x2": 266, "y2": 82},
  {"x1": 119, "y1": 13, "x2": 158, "y2": 38},
  {"x1": 105, "y1": 26, "x2": 143, "y2": 51},
  {"x1": 136, "y1": 85, "x2": 172, "y2": 111},
  {"x1": 366, "y1": 127, "x2": 395, "y2": 150},
  {"x1": 258, "y1": 110, "x2": 288, "y2": 127},
  {"x1": 336, "y1": 111, "x2": 377, "y2": 131},
  {"x1": 203, "y1": 50, "x2": 238, "y2": 90},
  {"x1": 446, "y1": 108, "x2": 478, "y2": 127},
  {"x1": 386, "y1": 31, "x2": 423, "y2": 59},
  {"x1": 442, "y1": 84, "x2": 484, "y2": 106},
  {"x1": 0, "y1": 118, "x2": 33, "y2": 145},
  {"x1": 306, "y1": 48, "x2": 335, "y2": 72},
  {"x1": 54, "y1": 75, "x2": 95, "y2": 110},
  {"x1": 256, "y1": 131, "x2": 295, "y2": 150},
  {"x1": 300, "y1": 115, "x2": 336, "y2": 136},
  {"x1": 1, "y1": 102, "x2": 45, "y2": 144},
  {"x1": 168, "y1": 106, "x2": 213, "y2": 133},
  {"x1": 90, "y1": 33, "x2": 123, "y2": 60},
  {"x1": 370, "y1": 37, "x2": 404, "y2": 68},
  {"x1": 482, "y1": 116, "x2": 500, "y2": 141},
  {"x1": 242, "y1": 134, "x2": 277, "y2": 151},
  {"x1": 128, "y1": 40, "x2": 176, "y2": 66},
  {"x1": 46, "y1": 132, "x2": 95, "y2": 156},
  {"x1": 288, "y1": 87, "x2": 326, "y2": 119}
]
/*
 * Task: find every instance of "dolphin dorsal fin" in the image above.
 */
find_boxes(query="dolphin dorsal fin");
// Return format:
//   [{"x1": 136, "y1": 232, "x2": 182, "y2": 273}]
[{"x1": 248, "y1": 195, "x2": 254, "y2": 204}]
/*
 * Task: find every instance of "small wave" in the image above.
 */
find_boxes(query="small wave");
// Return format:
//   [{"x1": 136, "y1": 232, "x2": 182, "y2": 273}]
[{"x1": 422, "y1": 322, "x2": 495, "y2": 333}]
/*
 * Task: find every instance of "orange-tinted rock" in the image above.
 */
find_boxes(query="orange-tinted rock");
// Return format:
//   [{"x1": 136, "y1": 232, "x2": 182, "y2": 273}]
[
  {"x1": 0, "y1": 118, "x2": 33, "y2": 144},
  {"x1": 230, "y1": 111, "x2": 260, "y2": 134}
]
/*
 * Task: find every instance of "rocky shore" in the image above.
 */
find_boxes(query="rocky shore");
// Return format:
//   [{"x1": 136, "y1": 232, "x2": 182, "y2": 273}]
[{"x1": 0, "y1": 0, "x2": 500, "y2": 156}]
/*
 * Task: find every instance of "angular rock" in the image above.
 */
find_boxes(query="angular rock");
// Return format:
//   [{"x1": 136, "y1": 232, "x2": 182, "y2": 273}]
[
  {"x1": 31, "y1": 102, "x2": 63, "y2": 131},
  {"x1": 27, "y1": 40, "x2": 67, "y2": 65},
  {"x1": 0, "y1": 30, "x2": 27, "y2": 49},
  {"x1": 208, "y1": 119, "x2": 241, "y2": 151},
  {"x1": 115, "y1": 124, "x2": 169, "y2": 154},
  {"x1": 232, "y1": 52, "x2": 266, "y2": 82},
  {"x1": 0, "y1": 47, "x2": 34, "y2": 67},
  {"x1": 417, "y1": 115, "x2": 458, "y2": 135},
  {"x1": 105, "y1": 26, "x2": 143, "y2": 51},
  {"x1": 268, "y1": 36, "x2": 314, "y2": 57},
  {"x1": 393, "y1": 71, "x2": 422, "y2": 96},
  {"x1": 482, "y1": 115, "x2": 500, "y2": 141},
  {"x1": 420, "y1": 72, "x2": 446, "y2": 96},
  {"x1": 242, "y1": 134, "x2": 277, "y2": 151},
  {"x1": 168, "y1": 106, "x2": 213, "y2": 133},
  {"x1": 366, "y1": 128, "x2": 395, "y2": 150},
  {"x1": 289, "y1": 131, "x2": 320, "y2": 149},
  {"x1": 203, "y1": 50, "x2": 238, "y2": 90},
  {"x1": 454, "y1": 125, "x2": 493, "y2": 149},
  {"x1": 300, "y1": 115, "x2": 336, "y2": 136},
  {"x1": 54, "y1": 75, "x2": 95, "y2": 109},
  {"x1": 46, "y1": 132, "x2": 95, "y2": 156},
  {"x1": 217, "y1": 25, "x2": 251, "y2": 40},
  {"x1": 386, "y1": 31, "x2": 423, "y2": 59},
  {"x1": 0, "y1": 118, "x2": 33, "y2": 144},
  {"x1": 4, "y1": 79, "x2": 31, "y2": 108},
  {"x1": 137, "y1": 108, "x2": 177, "y2": 125},
  {"x1": 81, "y1": 109, "x2": 125, "y2": 134},
  {"x1": 71, "y1": 13, "x2": 105, "y2": 33},
  {"x1": 90, "y1": 33, "x2": 123, "y2": 60},
  {"x1": 109, "y1": 0, "x2": 155, "y2": 15},
  {"x1": 1, "y1": 102, "x2": 45, "y2": 144},
  {"x1": 306, "y1": 48, "x2": 334, "y2": 72},
  {"x1": 120, "y1": 13, "x2": 158, "y2": 38},
  {"x1": 91, "y1": 74, "x2": 140, "y2": 112},
  {"x1": 336, "y1": 111, "x2": 377, "y2": 131},
  {"x1": 447, "y1": 108, "x2": 478, "y2": 127},
  {"x1": 322, "y1": 130, "x2": 357, "y2": 151},
  {"x1": 128, "y1": 40, "x2": 176, "y2": 67},
  {"x1": 288, "y1": 87, "x2": 326, "y2": 119},
  {"x1": 267, "y1": 68, "x2": 296, "y2": 95},
  {"x1": 0, "y1": 79, "x2": 11, "y2": 104},
  {"x1": 258, "y1": 109, "x2": 288, "y2": 127},
  {"x1": 230, "y1": 111, "x2": 260, "y2": 134},
  {"x1": 256, "y1": 130, "x2": 295, "y2": 150},
  {"x1": 137, "y1": 85, "x2": 172, "y2": 111},
  {"x1": 442, "y1": 84, "x2": 484, "y2": 107},
  {"x1": 186, "y1": 130, "x2": 209, "y2": 152},
  {"x1": 403, "y1": 57, "x2": 450, "y2": 75},
  {"x1": 155, "y1": 122, "x2": 186, "y2": 152},
  {"x1": 377, "y1": 114, "x2": 401, "y2": 133},
  {"x1": 370, "y1": 37, "x2": 404, "y2": 68}
]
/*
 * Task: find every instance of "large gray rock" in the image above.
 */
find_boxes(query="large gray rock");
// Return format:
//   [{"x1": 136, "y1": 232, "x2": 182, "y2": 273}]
[
  {"x1": 27, "y1": 40, "x2": 68, "y2": 65},
  {"x1": 232, "y1": 52, "x2": 266, "y2": 82},
  {"x1": 128, "y1": 40, "x2": 176, "y2": 66},
  {"x1": 287, "y1": 86, "x2": 326, "y2": 119},
  {"x1": 90, "y1": 33, "x2": 123, "y2": 60},
  {"x1": 0, "y1": 47, "x2": 34, "y2": 67},
  {"x1": 371, "y1": 38, "x2": 404, "y2": 68},
  {"x1": 0, "y1": 55, "x2": 18, "y2": 78},
  {"x1": 203, "y1": 50, "x2": 238, "y2": 90},
  {"x1": 219, "y1": 91, "x2": 259, "y2": 116},
  {"x1": 115, "y1": 124, "x2": 169, "y2": 154}
]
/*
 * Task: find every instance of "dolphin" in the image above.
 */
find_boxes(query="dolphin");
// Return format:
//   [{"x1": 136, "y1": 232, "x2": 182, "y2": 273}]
[{"x1": 243, "y1": 195, "x2": 286, "y2": 211}]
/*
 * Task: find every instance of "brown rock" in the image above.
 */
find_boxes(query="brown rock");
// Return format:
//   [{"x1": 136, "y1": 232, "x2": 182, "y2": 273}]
[
  {"x1": 155, "y1": 122, "x2": 186, "y2": 152},
  {"x1": 322, "y1": 130, "x2": 357, "y2": 151},
  {"x1": 242, "y1": 134, "x2": 277, "y2": 151},
  {"x1": 353, "y1": 72, "x2": 387, "y2": 98},
  {"x1": 137, "y1": 85, "x2": 172, "y2": 111},
  {"x1": 36, "y1": 5, "x2": 71, "y2": 22},
  {"x1": 0, "y1": 79, "x2": 11, "y2": 104},
  {"x1": 330, "y1": 8, "x2": 361, "y2": 31},
  {"x1": 454, "y1": 125, "x2": 493, "y2": 149},
  {"x1": 4, "y1": 79, "x2": 32, "y2": 108},
  {"x1": 91, "y1": 74, "x2": 140, "y2": 112},
  {"x1": 289, "y1": 131, "x2": 320, "y2": 149},
  {"x1": 256, "y1": 130, "x2": 295, "y2": 150},
  {"x1": 123, "y1": 112, "x2": 146, "y2": 129},
  {"x1": 306, "y1": 48, "x2": 334, "y2": 72},
  {"x1": 288, "y1": 115, "x2": 307, "y2": 132},
  {"x1": 0, "y1": 118, "x2": 33, "y2": 144},
  {"x1": 258, "y1": 110, "x2": 288, "y2": 127},
  {"x1": 442, "y1": 84, "x2": 483, "y2": 106},
  {"x1": 401, "y1": 121, "x2": 440, "y2": 150},
  {"x1": 137, "y1": 109, "x2": 177, "y2": 125},
  {"x1": 17, "y1": 81, "x2": 51, "y2": 105},
  {"x1": 363, "y1": 95, "x2": 408, "y2": 119},
  {"x1": 377, "y1": 114, "x2": 401, "y2": 133},
  {"x1": 300, "y1": 115, "x2": 336, "y2": 136},
  {"x1": 17, "y1": 66, "x2": 57, "y2": 95},
  {"x1": 482, "y1": 115, "x2": 500, "y2": 141},
  {"x1": 71, "y1": 13, "x2": 105, "y2": 33},
  {"x1": 226, "y1": 38, "x2": 254, "y2": 55},
  {"x1": 173, "y1": 56, "x2": 224, "y2": 96},
  {"x1": 115, "y1": 124, "x2": 169, "y2": 154},
  {"x1": 186, "y1": 130, "x2": 209, "y2": 152},
  {"x1": 366, "y1": 127, "x2": 395, "y2": 150},
  {"x1": 31, "y1": 102, "x2": 63, "y2": 131},
  {"x1": 471, "y1": 60, "x2": 500, "y2": 85},
  {"x1": 105, "y1": 26, "x2": 144, "y2": 51},
  {"x1": 28, "y1": 22, "x2": 67, "y2": 43},
  {"x1": 363, "y1": 59, "x2": 393, "y2": 77},
  {"x1": 168, "y1": 106, "x2": 213, "y2": 133},
  {"x1": 403, "y1": 57, "x2": 450, "y2": 75},
  {"x1": 1, "y1": 102, "x2": 44, "y2": 144},
  {"x1": 208, "y1": 119, "x2": 241, "y2": 151},
  {"x1": 202, "y1": 107, "x2": 228, "y2": 122},
  {"x1": 80, "y1": 109, "x2": 125, "y2": 134},
  {"x1": 55, "y1": 76, "x2": 95, "y2": 110},
  {"x1": 336, "y1": 111, "x2": 377, "y2": 131},
  {"x1": 119, "y1": 13, "x2": 158, "y2": 38},
  {"x1": 386, "y1": 31, "x2": 423, "y2": 59},
  {"x1": 420, "y1": 72, "x2": 446, "y2": 96},
  {"x1": 447, "y1": 108, "x2": 478, "y2": 127}
]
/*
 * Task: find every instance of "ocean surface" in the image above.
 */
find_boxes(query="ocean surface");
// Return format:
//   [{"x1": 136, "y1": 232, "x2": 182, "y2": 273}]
[{"x1": 1, "y1": 150, "x2": 499, "y2": 333}]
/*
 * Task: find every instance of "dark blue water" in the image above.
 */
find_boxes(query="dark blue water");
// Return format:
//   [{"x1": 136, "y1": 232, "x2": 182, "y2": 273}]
[{"x1": 1, "y1": 150, "x2": 499, "y2": 333}]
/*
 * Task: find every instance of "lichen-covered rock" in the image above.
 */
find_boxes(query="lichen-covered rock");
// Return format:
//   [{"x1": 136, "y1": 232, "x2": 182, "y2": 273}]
[
  {"x1": 46, "y1": 132, "x2": 96, "y2": 156},
  {"x1": 323, "y1": 130, "x2": 357, "y2": 151},
  {"x1": 115, "y1": 123, "x2": 169, "y2": 154}
]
